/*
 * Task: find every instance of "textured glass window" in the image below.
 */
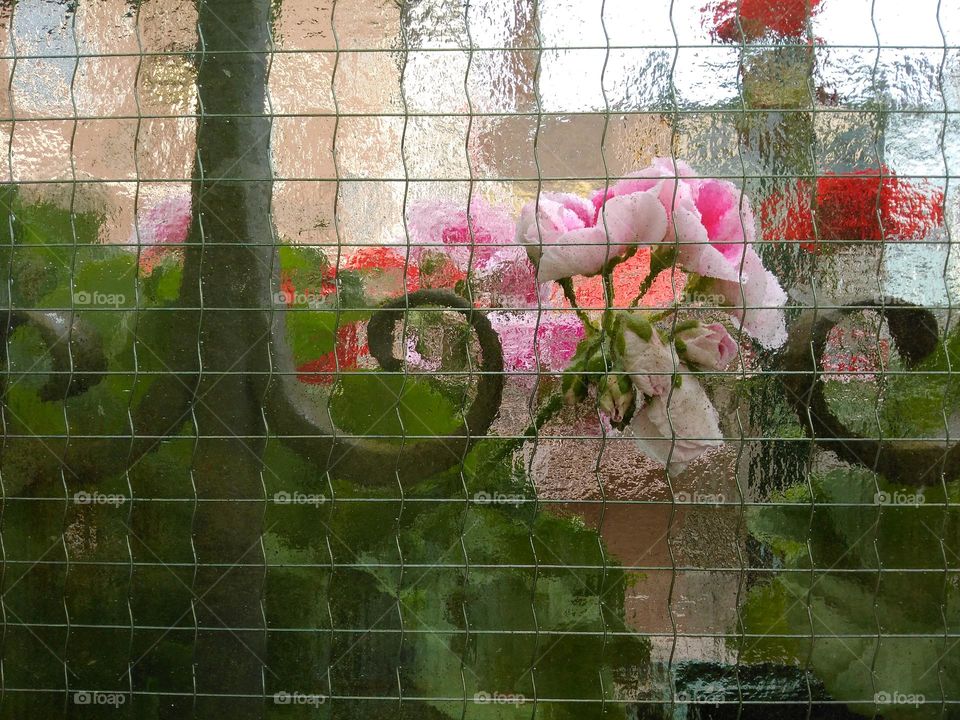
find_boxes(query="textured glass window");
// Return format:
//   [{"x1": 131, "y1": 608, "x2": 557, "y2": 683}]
[{"x1": 1, "y1": 0, "x2": 958, "y2": 718}]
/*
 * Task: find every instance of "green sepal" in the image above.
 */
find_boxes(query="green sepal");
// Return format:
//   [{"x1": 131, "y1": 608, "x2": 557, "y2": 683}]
[{"x1": 622, "y1": 313, "x2": 653, "y2": 342}]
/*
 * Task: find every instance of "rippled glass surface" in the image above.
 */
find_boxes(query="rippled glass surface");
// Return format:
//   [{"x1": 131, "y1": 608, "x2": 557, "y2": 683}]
[{"x1": 1, "y1": 0, "x2": 959, "y2": 718}]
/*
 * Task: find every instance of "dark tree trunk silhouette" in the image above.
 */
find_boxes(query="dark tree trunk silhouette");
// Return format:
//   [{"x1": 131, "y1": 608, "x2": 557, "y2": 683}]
[{"x1": 172, "y1": 0, "x2": 275, "y2": 716}]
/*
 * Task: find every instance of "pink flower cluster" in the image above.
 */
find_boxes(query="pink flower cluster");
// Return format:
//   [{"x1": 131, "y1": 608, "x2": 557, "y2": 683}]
[
  {"x1": 517, "y1": 158, "x2": 788, "y2": 349},
  {"x1": 486, "y1": 310, "x2": 585, "y2": 374},
  {"x1": 274, "y1": 163, "x2": 790, "y2": 476},
  {"x1": 406, "y1": 198, "x2": 581, "y2": 374},
  {"x1": 514, "y1": 159, "x2": 792, "y2": 473}
]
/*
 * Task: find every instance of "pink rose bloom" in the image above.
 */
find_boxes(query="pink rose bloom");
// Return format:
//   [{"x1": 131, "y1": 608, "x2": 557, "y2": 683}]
[
  {"x1": 672, "y1": 179, "x2": 754, "y2": 282},
  {"x1": 710, "y1": 247, "x2": 788, "y2": 349},
  {"x1": 598, "y1": 158, "x2": 749, "y2": 283},
  {"x1": 592, "y1": 157, "x2": 696, "y2": 217},
  {"x1": 598, "y1": 159, "x2": 788, "y2": 348},
  {"x1": 628, "y1": 375, "x2": 724, "y2": 474},
  {"x1": 516, "y1": 190, "x2": 668, "y2": 282},
  {"x1": 620, "y1": 324, "x2": 677, "y2": 398},
  {"x1": 487, "y1": 310, "x2": 585, "y2": 374},
  {"x1": 620, "y1": 322, "x2": 723, "y2": 473},
  {"x1": 406, "y1": 197, "x2": 516, "y2": 274},
  {"x1": 675, "y1": 322, "x2": 738, "y2": 370}
]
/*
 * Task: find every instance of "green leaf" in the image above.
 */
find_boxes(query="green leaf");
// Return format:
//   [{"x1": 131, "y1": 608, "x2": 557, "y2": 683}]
[
  {"x1": 285, "y1": 308, "x2": 366, "y2": 364},
  {"x1": 13, "y1": 198, "x2": 102, "y2": 247},
  {"x1": 140, "y1": 259, "x2": 183, "y2": 306},
  {"x1": 357, "y1": 504, "x2": 650, "y2": 719},
  {"x1": 330, "y1": 373, "x2": 463, "y2": 438},
  {"x1": 742, "y1": 468, "x2": 960, "y2": 718},
  {"x1": 6, "y1": 198, "x2": 105, "y2": 307}
]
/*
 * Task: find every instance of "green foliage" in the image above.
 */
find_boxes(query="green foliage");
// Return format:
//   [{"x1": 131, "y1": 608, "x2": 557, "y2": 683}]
[
  {"x1": 740, "y1": 467, "x2": 960, "y2": 719},
  {"x1": 0, "y1": 189, "x2": 653, "y2": 719},
  {"x1": 0, "y1": 197, "x2": 102, "y2": 307},
  {"x1": 330, "y1": 373, "x2": 463, "y2": 437},
  {"x1": 364, "y1": 505, "x2": 649, "y2": 719},
  {"x1": 880, "y1": 330, "x2": 960, "y2": 437},
  {"x1": 824, "y1": 327, "x2": 960, "y2": 441},
  {"x1": 0, "y1": 192, "x2": 177, "y2": 493},
  {"x1": 260, "y1": 438, "x2": 651, "y2": 720}
]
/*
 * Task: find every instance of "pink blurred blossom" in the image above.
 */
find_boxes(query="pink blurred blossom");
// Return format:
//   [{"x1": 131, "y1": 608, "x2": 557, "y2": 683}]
[
  {"x1": 597, "y1": 159, "x2": 788, "y2": 348},
  {"x1": 406, "y1": 197, "x2": 548, "y2": 308},
  {"x1": 135, "y1": 194, "x2": 192, "y2": 273},
  {"x1": 406, "y1": 197, "x2": 517, "y2": 274},
  {"x1": 598, "y1": 158, "x2": 750, "y2": 283},
  {"x1": 516, "y1": 191, "x2": 668, "y2": 282},
  {"x1": 487, "y1": 310, "x2": 585, "y2": 375}
]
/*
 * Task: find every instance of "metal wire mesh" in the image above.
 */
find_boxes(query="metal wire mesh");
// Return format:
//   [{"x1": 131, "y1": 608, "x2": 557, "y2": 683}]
[{"x1": 0, "y1": 0, "x2": 958, "y2": 718}]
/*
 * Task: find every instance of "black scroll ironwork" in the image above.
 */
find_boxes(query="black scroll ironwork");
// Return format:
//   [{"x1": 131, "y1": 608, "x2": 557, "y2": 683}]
[
  {"x1": 781, "y1": 296, "x2": 957, "y2": 486},
  {"x1": 267, "y1": 288, "x2": 505, "y2": 484}
]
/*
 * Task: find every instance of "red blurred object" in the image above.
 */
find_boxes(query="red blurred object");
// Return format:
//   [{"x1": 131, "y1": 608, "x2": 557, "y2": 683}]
[
  {"x1": 760, "y1": 166, "x2": 945, "y2": 253},
  {"x1": 296, "y1": 323, "x2": 367, "y2": 385},
  {"x1": 706, "y1": 0, "x2": 823, "y2": 41},
  {"x1": 344, "y1": 246, "x2": 421, "y2": 293},
  {"x1": 279, "y1": 274, "x2": 297, "y2": 306},
  {"x1": 344, "y1": 245, "x2": 468, "y2": 293},
  {"x1": 559, "y1": 247, "x2": 685, "y2": 310},
  {"x1": 417, "y1": 255, "x2": 467, "y2": 289}
]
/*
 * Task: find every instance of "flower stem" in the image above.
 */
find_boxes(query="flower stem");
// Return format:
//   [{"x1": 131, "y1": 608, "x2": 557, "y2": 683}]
[
  {"x1": 558, "y1": 277, "x2": 597, "y2": 332},
  {"x1": 630, "y1": 271, "x2": 657, "y2": 307},
  {"x1": 630, "y1": 245, "x2": 677, "y2": 307},
  {"x1": 601, "y1": 270, "x2": 616, "y2": 334},
  {"x1": 646, "y1": 306, "x2": 683, "y2": 328}
]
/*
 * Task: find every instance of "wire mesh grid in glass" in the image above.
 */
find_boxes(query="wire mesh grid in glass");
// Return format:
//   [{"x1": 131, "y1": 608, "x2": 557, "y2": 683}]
[{"x1": 1, "y1": 0, "x2": 959, "y2": 718}]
